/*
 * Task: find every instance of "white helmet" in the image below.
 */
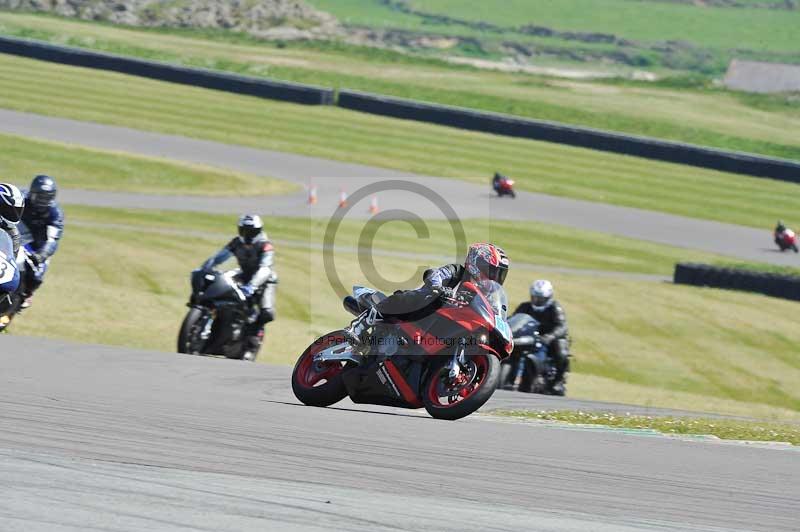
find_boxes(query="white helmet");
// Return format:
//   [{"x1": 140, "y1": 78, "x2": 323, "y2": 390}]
[
  {"x1": 0, "y1": 183, "x2": 24, "y2": 226},
  {"x1": 530, "y1": 280, "x2": 554, "y2": 311},
  {"x1": 238, "y1": 214, "x2": 265, "y2": 244}
]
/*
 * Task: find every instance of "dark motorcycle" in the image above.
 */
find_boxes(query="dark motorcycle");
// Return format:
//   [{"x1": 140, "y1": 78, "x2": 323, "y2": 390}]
[
  {"x1": 291, "y1": 281, "x2": 512, "y2": 420},
  {"x1": 177, "y1": 269, "x2": 260, "y2": 361},
  {"x1": 498, "y1": 314, "x2": 560, "y2": 394}
]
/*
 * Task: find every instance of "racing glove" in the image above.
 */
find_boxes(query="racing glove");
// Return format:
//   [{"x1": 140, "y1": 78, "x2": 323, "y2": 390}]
[{"x1": 240, "y1": 284, "x2": 255, "y2": 299}]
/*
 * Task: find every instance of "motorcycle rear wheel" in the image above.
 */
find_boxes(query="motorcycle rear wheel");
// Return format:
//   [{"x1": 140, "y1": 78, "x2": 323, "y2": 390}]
[
  {"x1": 292, "y1": 331, "x2": 349, "y2": 407},
  {"x1": 423, "y1": 353, "x2": 500, "y2": 420}
]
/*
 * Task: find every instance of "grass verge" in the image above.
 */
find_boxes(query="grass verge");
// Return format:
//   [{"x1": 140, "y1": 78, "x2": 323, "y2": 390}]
[
  {"x1": 493, "y1": 410, "x2": 800, "y2": 444},
  {"x1": 1, "y1": 12, "x2": 798, "y2": 160},
  {"x1": 1, "y1": 53, "x2": 799, "y2": 229},
  {"x1": 0, "y1": 132, "x2": 296, "y2": 196}
]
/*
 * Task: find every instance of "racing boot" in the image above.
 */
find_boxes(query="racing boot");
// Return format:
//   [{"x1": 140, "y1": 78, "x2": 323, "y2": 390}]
[
  {"x1": 343, "y1": 306, "x2": 381, "y2": 346},
  {"x1": 242, "y1": 329, "x2": 264, "y2": 362},
  {"x1": 549, "y1": 377, "x2": 566, "y2": 396}
]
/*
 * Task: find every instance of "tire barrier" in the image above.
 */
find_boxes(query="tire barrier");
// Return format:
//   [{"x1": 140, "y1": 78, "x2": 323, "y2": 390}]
[
  {"x1": 338, "y1": 90, "x2": 800, "y2": 184},
  {"x1": 674, "y1": 263, "x2": 800, "y2": 302},
  {"x1": 0, "y1": 36, "x2": 334, "y2": 105}
]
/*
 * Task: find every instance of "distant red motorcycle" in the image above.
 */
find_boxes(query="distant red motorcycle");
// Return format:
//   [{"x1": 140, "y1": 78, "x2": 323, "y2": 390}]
[
  {"x1": 291, "y1": 281, "x2": 512, "y2": 420},
  {"x1": 493, "y1": 173, "x2": 516, "y2": 198},
  {"x1": 776, "y1": 229, "x2": 798, "y2": 253}
]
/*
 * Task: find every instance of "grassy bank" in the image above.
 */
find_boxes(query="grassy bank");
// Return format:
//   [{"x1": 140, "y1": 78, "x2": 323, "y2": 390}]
[
  {"x1": 0, "y1": 132, "x2": 295, "y2": 196},
  {"x1": 493, "y1": 410, "x2": 800, "y2": 444},
  {"x1": 1, "y1": 12, "x2": 799, "y2": 160},
  {"x1": 12, "y1": 206, "x2": 800, "y2": 420},
  {"x1": 1, "y1": 53, "x2": 799, "y2": 229}
]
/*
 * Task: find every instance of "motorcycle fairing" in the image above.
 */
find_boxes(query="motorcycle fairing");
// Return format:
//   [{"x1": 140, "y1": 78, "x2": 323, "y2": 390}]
[{"x1": 342, "y1": 356, "x2": 423, "y2": 409}]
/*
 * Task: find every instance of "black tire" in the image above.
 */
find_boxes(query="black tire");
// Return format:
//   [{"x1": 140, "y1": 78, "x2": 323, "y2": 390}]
[
  {"x1": 510, "y1": 190, "x2": 516, "y2": 199},
  {"x1": 793, "y1": 244, "x2": 799, "y2": 253},
  {"x1": 422, "y1": 353, "x2": 501, "y2": 421},
  {"x1": 498, "y1": 362, "x2": 513, "y2": 389},
  {"x1": 291, "y1": 331, "x2": 349, "y2": 407},
  {"x1": 519, "y1": 358, "x2": 537, "y2": 393},
  {"x1": 177, "y1": 307, "x2": 208, "y2": 354}
]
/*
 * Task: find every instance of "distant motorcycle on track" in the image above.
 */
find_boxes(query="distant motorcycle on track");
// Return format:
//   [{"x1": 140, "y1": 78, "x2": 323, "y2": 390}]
[
  {"x1": 291, "y1": 280, "x2": 513, "y2": 420},
  {"x1": 177, "y1": 268, "x2": 267, "y2": 361},
  {"x1": 775, "y1": 228, "x2": 798, "y2": 253},
  {"x1": 493, "y1": 173, "x2": 516, "y2": 199}
]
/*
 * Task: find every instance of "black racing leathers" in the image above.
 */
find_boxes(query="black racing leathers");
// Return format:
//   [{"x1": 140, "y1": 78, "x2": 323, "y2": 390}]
[
  {"x1": 512, "y1": 300, "x2": 570, "y2": 381},
  {"x1": 375, "y1": 263, "x2": 465, "y2": 320}
]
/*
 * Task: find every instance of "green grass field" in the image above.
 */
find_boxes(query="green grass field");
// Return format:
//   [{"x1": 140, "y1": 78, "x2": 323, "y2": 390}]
[
  {"x1": 1, "y1": 12, "x2": 799, "y2": 160},
  {"x1": 0, "y1": 133, "x2": 296, "y2": 196},
  {"x1": 1, "y1": 53, "x2": 799, "y2": 231},
  {"x1": 494, "y1": 411, "x2": 800, "y2": 444},
  {"x1": 10, "y1": 202, "x2": 800, "y2": 421},
  {"x1": 309, "y1": 0, "x2": 800, "y2": 71}
]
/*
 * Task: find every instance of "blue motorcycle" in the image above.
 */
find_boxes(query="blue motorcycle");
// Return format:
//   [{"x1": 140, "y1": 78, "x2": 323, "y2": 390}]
[
  {"x1": 498, "y1": 314, "x2": 560, "y2": 393},
  {"x1": 0, "y1": 223, "x2": 42, "y2": 331}
]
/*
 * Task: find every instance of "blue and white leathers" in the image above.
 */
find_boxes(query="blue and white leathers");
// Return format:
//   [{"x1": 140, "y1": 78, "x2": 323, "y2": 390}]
[{"x1": 0, "y1": 231, "x2": 20, "y2": 293}]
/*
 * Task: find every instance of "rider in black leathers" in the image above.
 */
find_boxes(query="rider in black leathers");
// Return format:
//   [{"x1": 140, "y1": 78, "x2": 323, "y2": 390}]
[
  {"x1": 512, "y1": 279, "x2": 570, "y2": 395},
  {"x1": 345, "y1": 243, "x2": 509, "y2": 344},
  {"x1": 202, "y1": 214, "x2": 277, "y2": 355}
]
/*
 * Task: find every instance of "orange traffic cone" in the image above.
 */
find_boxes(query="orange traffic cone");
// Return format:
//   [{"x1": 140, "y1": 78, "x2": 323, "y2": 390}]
[
  {"x1": 338, "y1": 189, "x2": 348, "y2": 208},
  {"x1": 369, "y1": 195, "x2": 379, "y2": 215},
  {"x1": 307, "y1": 185, "x2": 318, "y2": 205}
]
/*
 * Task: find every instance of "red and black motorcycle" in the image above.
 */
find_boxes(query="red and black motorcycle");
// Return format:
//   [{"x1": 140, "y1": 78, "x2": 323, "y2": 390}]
[{"x1": 291, "y1": 281, "x2": 513, "y2": 420}]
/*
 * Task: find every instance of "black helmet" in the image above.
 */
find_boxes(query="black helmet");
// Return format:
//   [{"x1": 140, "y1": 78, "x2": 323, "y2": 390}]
[
  {"x1": 0, "y1": 183, "x2": 25, "y2": 225},
  {"x1": 30, "y1": 175, "x2": 57, "y2": 211},
  {"x1": 238, "y1": 214, "x2": 264, "y2": 244}
]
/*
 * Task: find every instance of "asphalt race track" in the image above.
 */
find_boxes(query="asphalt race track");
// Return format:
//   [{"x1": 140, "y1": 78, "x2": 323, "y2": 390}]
[
  {"x1": 2, "y1": 105, "x2": 799, "y2": 531},
  {"x1": 1, "y1": 336, "x2": 798, "y2": 532},
  {"x1": 1, "y1": 109, "x2": 795, "y2": 266}
]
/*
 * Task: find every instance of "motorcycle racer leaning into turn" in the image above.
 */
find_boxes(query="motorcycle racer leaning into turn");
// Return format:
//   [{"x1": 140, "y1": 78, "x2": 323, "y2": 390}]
[
  {"x1": 0, "y1": 183, "x2": 25, "y2": 299},
  {"x1": 344, "y1": 243, "x2": 510, "y2": 346},
  {"x1": 201, "y1": 214, "x2": 277, "y2": 355}
]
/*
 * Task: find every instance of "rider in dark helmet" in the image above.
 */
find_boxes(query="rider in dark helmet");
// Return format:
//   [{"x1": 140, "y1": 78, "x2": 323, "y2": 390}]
[
  {"x1": 0, "y1": 183, "x2": 25, "y2": 298},
  {"x1": 20, "y1": 175, "x2": 65, "y2": 307},
  {"x1": 775, "y1": 220, "x2": 788, "y2": 246},
  {"x1": 202, "y1": 214, "x2": 277, "y2": 359},
  {"x1": 512, "y1": 280, "x2": 570, "y2": 396},
  {"x1": 344, "y1": 243, "x2": 509, "y2": 345}
]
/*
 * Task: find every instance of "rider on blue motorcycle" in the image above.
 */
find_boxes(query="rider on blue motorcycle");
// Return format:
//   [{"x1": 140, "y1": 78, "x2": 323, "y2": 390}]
[
  {"x1": 19, "y1": 175, "x2": 65, "y2": 308},
  {"x1": 512, "y1": 280, "x2": 570, "y2": 395},
  {"x1": 0, "y1": 183, "x2": 25, "y2": 305}
]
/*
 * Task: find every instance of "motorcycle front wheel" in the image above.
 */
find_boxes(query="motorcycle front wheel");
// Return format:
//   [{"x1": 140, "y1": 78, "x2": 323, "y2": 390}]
[
  {"x1": 177, "y1": 307, "x2": 211, "y2": 354},
  {"x1": 292, "y1": 331, "x2": 350, "y2": 407},
  {"x1": 423, "y1": 353, "x2": 501, "y2": 420}
]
